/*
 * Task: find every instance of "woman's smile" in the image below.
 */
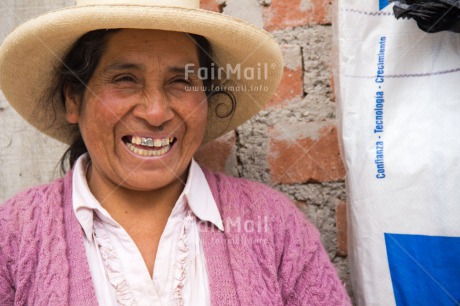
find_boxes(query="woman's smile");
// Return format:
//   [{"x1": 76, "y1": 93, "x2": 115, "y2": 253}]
[{"x1": 123, "y1": 135, "x2": 176, "y2": 157}]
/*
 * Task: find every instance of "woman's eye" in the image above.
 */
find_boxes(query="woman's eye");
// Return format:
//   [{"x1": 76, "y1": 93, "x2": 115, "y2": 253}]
[
  {"x1": 172, "y1": 77, "x2": 192, "y2": 85},
  {"x1": 114, "y1": 75, "x2": 136, "y2": 83}
]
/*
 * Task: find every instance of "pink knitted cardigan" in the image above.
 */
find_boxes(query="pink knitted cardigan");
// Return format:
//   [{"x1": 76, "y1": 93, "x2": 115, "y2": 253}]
[{"x1": 0, "y1": 169, "x2": 351, "y2": 305}]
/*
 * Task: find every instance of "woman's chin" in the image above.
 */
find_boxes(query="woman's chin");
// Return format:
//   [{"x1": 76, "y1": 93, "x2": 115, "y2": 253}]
[{"x1": 114, "y1": 164, "x2": 185, "y2": 190}]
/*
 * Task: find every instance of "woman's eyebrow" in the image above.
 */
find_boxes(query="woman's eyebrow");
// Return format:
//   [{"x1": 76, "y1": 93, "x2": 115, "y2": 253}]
[
  {"x1": 103, "y1": 62, "x2": 145, "y2": 73},
  {"x1": 167, "y1": 65, "x2": 199, "y2": 73},
  {"x1": 168, "y1": 67, "x2": 187, "y2": 73}
]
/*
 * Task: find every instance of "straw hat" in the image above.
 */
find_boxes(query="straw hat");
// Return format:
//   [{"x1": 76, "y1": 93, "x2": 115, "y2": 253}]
[{"x1": 0, "y1": 0, "x2": 283, "y2": 144}]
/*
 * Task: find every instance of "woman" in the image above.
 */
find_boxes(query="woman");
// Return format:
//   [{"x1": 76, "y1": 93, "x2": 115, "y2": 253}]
[{"x1": 0, "y1": 0, "x2": 351, "y2": 305}]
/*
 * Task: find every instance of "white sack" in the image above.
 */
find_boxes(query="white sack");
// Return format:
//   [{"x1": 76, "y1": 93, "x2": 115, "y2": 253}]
[{"x1": 334, "y1": 1, "x2": 460, "y2": 305}]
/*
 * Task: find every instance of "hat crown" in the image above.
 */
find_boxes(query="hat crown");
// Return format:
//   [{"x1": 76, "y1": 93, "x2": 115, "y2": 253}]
[{"x1": 76, "y1": 0, "x2": 200, "y2": 9}]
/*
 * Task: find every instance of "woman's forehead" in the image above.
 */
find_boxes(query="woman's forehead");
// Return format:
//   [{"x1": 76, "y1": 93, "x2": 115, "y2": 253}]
[{"x1": 102, "y1": 29, "x2": 200, "y2": 63}]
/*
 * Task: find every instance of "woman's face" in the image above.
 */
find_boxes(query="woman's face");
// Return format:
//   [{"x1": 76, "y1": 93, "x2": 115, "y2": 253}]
[{"x1": 65, "y1": 29, "x2": 207, "y2": 192}]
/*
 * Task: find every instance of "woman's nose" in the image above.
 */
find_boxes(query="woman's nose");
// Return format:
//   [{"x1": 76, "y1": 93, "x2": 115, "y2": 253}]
[{"x1": 132, "y1": 87, "x2": 174, "y2": 127}]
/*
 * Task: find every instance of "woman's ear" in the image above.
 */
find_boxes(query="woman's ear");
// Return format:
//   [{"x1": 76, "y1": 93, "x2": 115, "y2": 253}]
[{"x1": 64, "y1": 84, "x2": 80, "y2": 124}]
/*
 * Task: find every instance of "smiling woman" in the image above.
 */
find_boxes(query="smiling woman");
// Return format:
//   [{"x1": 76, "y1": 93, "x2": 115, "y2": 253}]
[{"x1": 0, "y1": 0, "x2": 351, "y2": 305}]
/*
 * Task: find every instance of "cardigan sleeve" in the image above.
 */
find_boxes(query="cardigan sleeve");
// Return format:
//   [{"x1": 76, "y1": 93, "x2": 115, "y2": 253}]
[
  {"x1": 0, "y1": 251, "x2": 14, "y2": 306},
  {"x1": 0, "y1": 197, "x2": 19, "y2": 306},
  {"x1": 0, "y1": 182, "x2": 69, "y2": 306},
  {"x1": 275, "y1": 196, "x2": 351, "y2": 305}
]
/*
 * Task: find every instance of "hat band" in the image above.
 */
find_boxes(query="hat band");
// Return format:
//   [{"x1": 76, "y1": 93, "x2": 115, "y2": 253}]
[{"x1": 76, "y1": 0, "x2": 200, "y2": 9}]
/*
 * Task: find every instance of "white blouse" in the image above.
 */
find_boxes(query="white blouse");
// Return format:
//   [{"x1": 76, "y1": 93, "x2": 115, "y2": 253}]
[{"x1": 72, "y1": 154, "x2": 224, "y2": 306}]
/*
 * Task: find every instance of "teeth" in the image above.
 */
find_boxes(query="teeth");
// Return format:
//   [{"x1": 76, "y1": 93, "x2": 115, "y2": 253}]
[
  {"x1": 131, "y1": 136, "x2": 173, "y2": 148},
  {"x1": 126, "y1": 143, "x2": 171, "y2": 157},
  {"x1": 153, "y1": 139, "x2": 162, "y2": 147},
  {"x1": 126, "y1": 136, "x2": 174, "y2": 157},
  {"x1": 132, "y1": 136, "x2": 142, "y2": 145}
]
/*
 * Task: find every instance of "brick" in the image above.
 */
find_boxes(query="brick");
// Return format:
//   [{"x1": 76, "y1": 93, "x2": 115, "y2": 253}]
[
  {"x1": 194, "y1": 131, "x2": 236, "y2": 173},
  {"x1": 336, "y1": 200, "x2": 347, "y2": 257},
  {"x1": 263, "y1": 0, "x2": 332, "y2": 32},
  {"x1": 268, "y1": 120, "x2": 345, "y2": 184},
  {"x1": 266, "y1": 44, "x2": 303, "y2": 108},
  {"x1": 200, "y1": 0, "x2": 221, "y2": 12}
]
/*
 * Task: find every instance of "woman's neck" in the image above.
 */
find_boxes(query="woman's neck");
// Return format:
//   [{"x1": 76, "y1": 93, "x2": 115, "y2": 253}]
[{"x1": 86, "y1": 163, "x2": 187, "y2": 226}]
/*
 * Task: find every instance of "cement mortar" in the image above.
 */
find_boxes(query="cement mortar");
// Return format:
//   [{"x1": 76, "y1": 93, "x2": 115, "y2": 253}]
[
  {"x1": 223, "y1": 0, "x2": 264, "y2": 28},
  {"x1": 333, "y1": 256, "x2": 354, "y2": 300},
  {"x1": 277, "y1": 182, "x2": 346, "y2": 255},
  {"x1": 236, "y1": 117, "x2": 271, "y2": 184},
  {"x1": 272, "y1": 25, "x2": 335, "y2": 120}
]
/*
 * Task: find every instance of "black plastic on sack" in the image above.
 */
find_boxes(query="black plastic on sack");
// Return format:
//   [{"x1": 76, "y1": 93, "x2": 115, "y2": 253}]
[{"x1": 390, "y1": 0, "x2": 460, "y2": 33}]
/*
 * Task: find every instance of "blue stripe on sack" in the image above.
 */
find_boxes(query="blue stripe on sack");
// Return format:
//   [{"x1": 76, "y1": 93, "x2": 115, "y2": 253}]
[
  {"x1": 384, "y1": 233, "x2": 460, "y2": 306},
  {"x1": 379, "y1": 0, "x2": 389, "y2": 10}
]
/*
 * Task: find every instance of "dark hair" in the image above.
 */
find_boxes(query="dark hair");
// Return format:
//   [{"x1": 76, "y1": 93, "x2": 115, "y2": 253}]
[{"x1": 50, "y1": 29, "x2": 235, "y2": 174}]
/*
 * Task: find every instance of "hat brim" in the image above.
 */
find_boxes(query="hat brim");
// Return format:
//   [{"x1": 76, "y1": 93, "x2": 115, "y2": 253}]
[{"x1": 0, "y1": 5, "x2": 283, "y2": 145}]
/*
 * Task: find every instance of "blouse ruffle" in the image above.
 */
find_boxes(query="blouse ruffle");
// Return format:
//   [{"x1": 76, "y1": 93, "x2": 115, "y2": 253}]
[
  {"x1": 92, "y1": 209, "x2": 196, "y2": 306},
  {"x1": 170, "y1": 209, "x2": 195, "y2": 306},
  {"x1": 93, "y1": 218, "x2": 138, "y2": 306}
]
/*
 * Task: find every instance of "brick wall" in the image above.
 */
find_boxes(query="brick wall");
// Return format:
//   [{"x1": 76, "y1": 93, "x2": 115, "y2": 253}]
[{"x1": 196, "y1": 0, "x2": 353, "y2": 298}]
